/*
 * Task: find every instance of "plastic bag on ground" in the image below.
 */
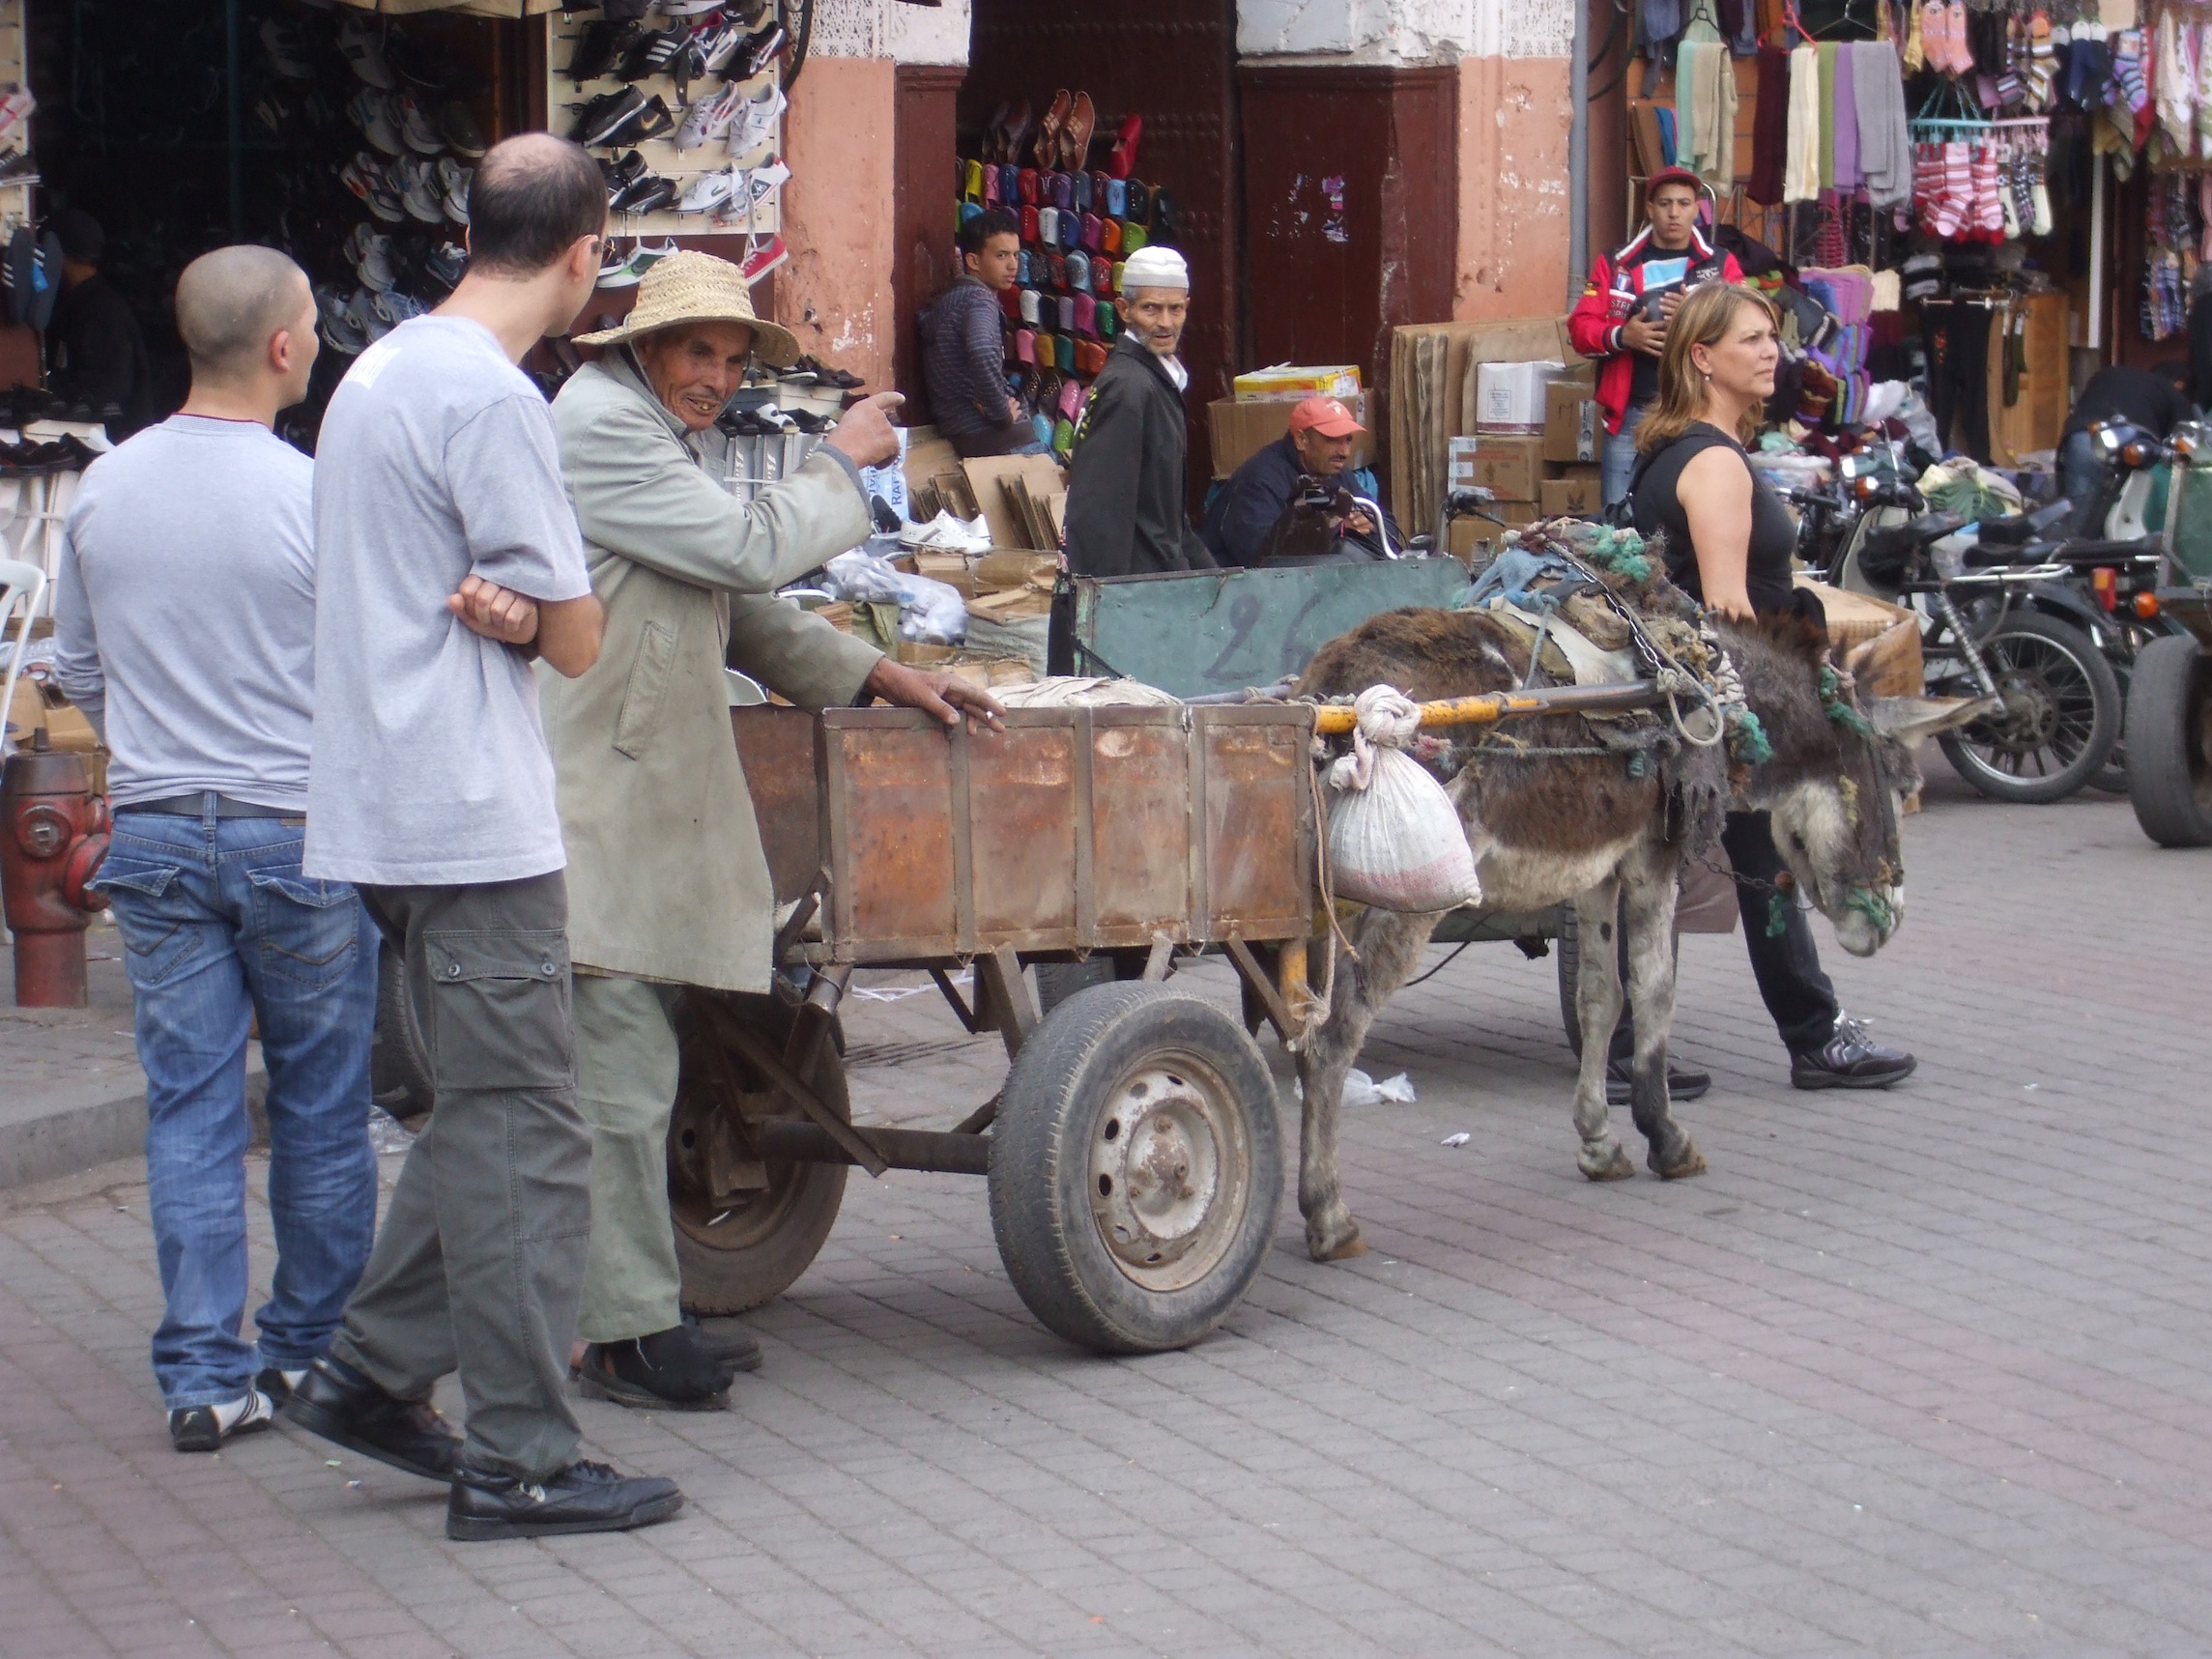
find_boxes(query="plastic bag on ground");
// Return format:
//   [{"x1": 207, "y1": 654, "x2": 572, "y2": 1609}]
[{"x1": 1325, "y1": 686, "x2": 1481, "y2": 913}]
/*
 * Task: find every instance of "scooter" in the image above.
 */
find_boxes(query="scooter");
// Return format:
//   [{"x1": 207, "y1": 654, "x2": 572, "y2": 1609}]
[{"x1": 1830, "y1": 443, "x2": 2122, "y2": 803}]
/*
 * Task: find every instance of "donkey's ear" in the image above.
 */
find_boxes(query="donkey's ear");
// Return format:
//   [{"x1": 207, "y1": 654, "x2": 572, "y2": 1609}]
[{"x1": 1868, "y1": 695, "x2": 1993, "y2": 747}]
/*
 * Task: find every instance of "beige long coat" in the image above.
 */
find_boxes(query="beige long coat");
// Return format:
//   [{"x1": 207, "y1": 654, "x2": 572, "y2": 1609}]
[{"x1": 540, "y1": 353, "x2": 880, "y2": 991}]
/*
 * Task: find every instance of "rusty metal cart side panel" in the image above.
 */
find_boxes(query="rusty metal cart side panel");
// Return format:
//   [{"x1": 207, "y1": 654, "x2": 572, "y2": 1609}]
[
  {"x1": 799, "y1": 705, "x2": 1316, "y2": 965},
  {"x1": 1197, "y1": 706, "x2": 1315, "y2": 940},
  {"x1": 1087, "y1": 708, "x2": 1194, "y2": 943},
  {"x1": 821, "y1": 711, "x2": 960, "y2": 959},
  {"x1": 731, "y1": 704, "x2": 823, "y2": 907}
]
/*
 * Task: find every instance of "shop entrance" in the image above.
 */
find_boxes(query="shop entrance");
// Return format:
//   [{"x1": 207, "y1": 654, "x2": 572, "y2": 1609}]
[{"x1": 959, "y1": 0, "x2": 1237, "y2": 487}]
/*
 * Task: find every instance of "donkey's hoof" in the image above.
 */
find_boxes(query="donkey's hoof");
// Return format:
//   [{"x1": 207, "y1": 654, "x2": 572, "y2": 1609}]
[
  {"x1": 1580, "y1": 1143, "x2": 1636, "y2": 1182},
  {"x1": 1306, "y1": 1204, "x2": 1365, "y2": 1262},
  {"x1": 1650, "y1": 1137, "x2": 1708, "y2": 1180}
]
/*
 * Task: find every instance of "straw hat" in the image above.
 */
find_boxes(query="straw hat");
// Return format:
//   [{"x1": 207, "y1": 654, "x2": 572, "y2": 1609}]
[{"x1": 574, "y1": 249, "x2": 800, "y2": 366}]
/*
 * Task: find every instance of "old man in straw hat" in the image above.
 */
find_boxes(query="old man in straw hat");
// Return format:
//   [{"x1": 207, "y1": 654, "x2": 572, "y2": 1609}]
[{"x1": 544, "y1": 250, "x2": 1002, "y2": 1412}]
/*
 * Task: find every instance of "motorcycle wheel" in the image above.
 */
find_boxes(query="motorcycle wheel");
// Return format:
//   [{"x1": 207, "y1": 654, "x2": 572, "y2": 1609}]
[{"x1": 1936, "y1": 612, "x2": 2122, "y2": 804}]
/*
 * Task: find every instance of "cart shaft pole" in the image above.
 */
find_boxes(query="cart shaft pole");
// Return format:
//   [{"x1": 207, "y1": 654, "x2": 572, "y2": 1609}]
[{"x1": 1309, "y1": 683, "x2": 1664, "y2": 735}]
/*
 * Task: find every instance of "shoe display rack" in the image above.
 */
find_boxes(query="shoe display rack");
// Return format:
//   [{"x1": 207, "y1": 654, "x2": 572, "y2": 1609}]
[
  {"x1": 958, "y1": 93, "x2": 1164, "y2": 457},
  {"x1": 0, "y1": 0, "x2": 33, "y2": 234},
  {"x1": 550, "y1": 2, "x2": 787, "y2": 262}
]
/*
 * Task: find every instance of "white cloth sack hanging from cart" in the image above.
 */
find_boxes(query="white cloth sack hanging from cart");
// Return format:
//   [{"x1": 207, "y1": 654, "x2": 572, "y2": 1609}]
[{"x1": 1324, "y1": 686, "x2": 1481, "y2": 914}]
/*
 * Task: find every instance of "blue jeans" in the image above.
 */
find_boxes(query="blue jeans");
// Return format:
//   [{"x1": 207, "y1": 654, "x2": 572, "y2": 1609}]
[
  {"x1": 1601, "y1": 402, "x2": 1651, "y2": 511},
  {"x1": 91, "y1": 808, "x2": 379, "y2": 1410}
]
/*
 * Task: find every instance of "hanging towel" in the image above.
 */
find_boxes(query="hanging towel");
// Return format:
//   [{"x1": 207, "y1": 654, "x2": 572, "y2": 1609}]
[
  {"x1": 1785, "y1": 43, "x2": 1824, "y2": 202},
  {"x1": 2156, "y1": 7, "x2": 2193, "y2": 153},
  {"x1": 1749, "y1": 44, "x2": 1791, "y2": 204},
  {"x1": 1853, "y1": 41, "x2": 1915, "y2": 209},
  {"x1": 1832, "y1": 41, "x2": 1861, "y2": 190},
  {"x1": 1817, "y1": 42, "x2": 1840, "y2": 193},
  {"x1": 1676, "y1": 38, "x2": 1701, "y2": 164},
  {"x1": 1657, "y1": 103, "x2": 1679, "y2": 164}
]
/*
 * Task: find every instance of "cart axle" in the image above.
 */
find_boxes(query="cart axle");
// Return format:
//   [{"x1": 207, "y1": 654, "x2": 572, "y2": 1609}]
[{"x1": 755, "y1": 1119, "x2": 991, "y2": 1176}]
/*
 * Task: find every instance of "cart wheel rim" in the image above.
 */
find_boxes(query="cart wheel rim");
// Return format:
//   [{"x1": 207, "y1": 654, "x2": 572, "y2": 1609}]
[{"x1": 1089, "y1": 1056, "x2": 1250, "y2": 1294}]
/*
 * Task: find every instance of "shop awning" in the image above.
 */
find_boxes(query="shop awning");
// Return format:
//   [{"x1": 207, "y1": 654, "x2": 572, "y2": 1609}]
[{"x1": 330, "y1": 0, "x2": 564, "y2": 15}]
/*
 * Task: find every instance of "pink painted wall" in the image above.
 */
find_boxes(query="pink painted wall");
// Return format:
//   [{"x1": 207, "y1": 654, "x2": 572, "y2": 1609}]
[
  {"x1": 1453, "y1": 54, "x2": 1576, "y2": 322},
  {"x1": 774, "y1": 55, "x2": 900, "y2": 392}
]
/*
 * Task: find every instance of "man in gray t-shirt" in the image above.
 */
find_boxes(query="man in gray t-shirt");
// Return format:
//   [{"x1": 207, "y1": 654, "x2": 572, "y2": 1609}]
[
  {"x1": 51, "y1": 247, "x2": 381, "y2": 1458},
  {"x1": 284, "y1": 135, "x2": 683, "y2": 1545}
]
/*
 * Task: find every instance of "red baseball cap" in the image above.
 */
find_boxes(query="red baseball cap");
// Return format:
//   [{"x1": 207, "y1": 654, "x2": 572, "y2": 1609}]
[
  {"x1": 1646, "y1": 165, "x2": 1704, "y2": 196},
  {"x1": 1288, "y1": 396, "x2": 1365, "y2": 439}
]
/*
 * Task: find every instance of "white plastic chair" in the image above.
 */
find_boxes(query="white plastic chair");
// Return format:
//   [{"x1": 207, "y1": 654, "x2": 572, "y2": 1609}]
[{"x1": 1, "y1": 556, "x2": 50, "y2": 752}]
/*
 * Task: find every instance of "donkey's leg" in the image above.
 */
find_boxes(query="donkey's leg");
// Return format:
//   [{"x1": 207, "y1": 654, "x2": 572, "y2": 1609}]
[
  {"x1": 1621, "y1": 852, "x2": 1705, "y2": 1179},
  {"x1": 1296, "y1": 905, "x2": 1443, "y2": 1261},
  {"x1": 1570, "y1": 879, "x2": 1636, "y2": 1181}
]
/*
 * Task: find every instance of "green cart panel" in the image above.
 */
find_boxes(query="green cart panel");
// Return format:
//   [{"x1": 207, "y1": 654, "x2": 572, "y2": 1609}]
[{"x1": 1071, "y1": 559, "x2": 1472, "y2": 699}]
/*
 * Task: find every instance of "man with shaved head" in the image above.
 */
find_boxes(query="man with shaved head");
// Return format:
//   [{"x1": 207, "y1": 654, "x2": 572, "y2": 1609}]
[
  {"x1": 53, "y1": 244, "x2": 383, "y2": 1457},
  {"x1": 284, "y1": 132, "x2": 683, "y2": 1544}
]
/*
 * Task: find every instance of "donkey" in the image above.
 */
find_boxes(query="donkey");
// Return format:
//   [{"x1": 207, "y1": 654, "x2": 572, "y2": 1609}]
[{"x1": 1290, "y1": 584, "x2": 1964, "y2": 1263}]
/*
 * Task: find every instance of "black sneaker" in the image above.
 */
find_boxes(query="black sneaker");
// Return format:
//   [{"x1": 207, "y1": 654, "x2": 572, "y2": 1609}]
[
  {"x1": 577, "y1": 1326, "x2": 735, "y2": 1412},
  {"x1": 255, "y1": 1365, "x2": 307, "y2": 1407},
  {"x1": 446, "y1": 1459, "x2": 684, "y2": 1542},
  {"x1": 1604, "y1": 1055, "x2": 1710, "y2": 1105},
  {"x1": 281, "y1": 1353, "x2": 464, "y2": 1481},
  {"x1": 1791, "y1": 1015, "x2": 1916, "y2": 1090},
  {"x1": 170, "y1": 1387, "x2": 275, "y2": 1453},
  {"x1": 684, "y1": 1314, "x2": 762, "y2": 1375}
]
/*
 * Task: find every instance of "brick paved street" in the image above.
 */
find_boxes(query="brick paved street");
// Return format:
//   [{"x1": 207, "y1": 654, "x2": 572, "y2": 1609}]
[{"x1": 4, "y1": 760, "x2": 2210, "y2": 1658}]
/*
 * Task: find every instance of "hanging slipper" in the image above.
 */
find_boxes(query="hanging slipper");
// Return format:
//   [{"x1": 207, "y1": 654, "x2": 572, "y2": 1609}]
[
  {"x1": 1108, "y1": 114, "x2": 1142, "y2": 180},
  {"x1": 1035, "y1": 89, "x2": 1070, "y2": 169},
  {"x1": 1064, "y1": 90, "x2": 1096, "y2": 172}
]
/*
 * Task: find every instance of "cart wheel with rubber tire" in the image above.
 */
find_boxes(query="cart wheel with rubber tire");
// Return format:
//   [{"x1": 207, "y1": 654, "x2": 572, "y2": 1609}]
[
  {"x1": 369, "y1": 941, "x2": 432, "y2": 1123},
  {"x1": 668, "y1": 991, "x2": 850, "y2": 1316},
  {"x1": 2125, "y1": 634, "x2": 2212, "y2": 847},
  {"x1": 987, "y1": 981, "x2": 1280, "y2": 1355}
]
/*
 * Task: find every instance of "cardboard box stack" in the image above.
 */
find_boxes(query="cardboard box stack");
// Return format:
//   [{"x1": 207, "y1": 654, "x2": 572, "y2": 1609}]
[{"x1": 1438, "y1": 359, "x2": 1599, "y2": 537}]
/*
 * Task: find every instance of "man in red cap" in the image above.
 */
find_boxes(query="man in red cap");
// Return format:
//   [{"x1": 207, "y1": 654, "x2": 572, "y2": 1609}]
[
  {"x1": 1200, "y1": 394, "x2": 1395, "y2": 566},
  {"x1": 1566, "y1": 167, "x2": 1740, "y2": 510}
]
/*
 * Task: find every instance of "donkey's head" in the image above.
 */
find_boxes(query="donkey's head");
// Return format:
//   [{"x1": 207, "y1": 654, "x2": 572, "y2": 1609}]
[{"x1": 1718, "y1": 614, "x2": 1973, "y2": 958}]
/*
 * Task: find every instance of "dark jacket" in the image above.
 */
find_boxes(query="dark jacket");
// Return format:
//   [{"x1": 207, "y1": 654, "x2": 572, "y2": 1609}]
[
  {"x1": 48, "y1": 272, "x2": 152, "y2": 431},
  {"x1": 1063, "y1": 333, "x2": 1215, "y2": 578},
  {"x1": 919, "y1": 275, "x2": 1012, "y2": 440},
  {"x1": 2062, "y1": 362, "x2": 2196, "y2": 443},
  {"x1": 1200, "y1": 434, "x2": 1396, "y2": 565}
]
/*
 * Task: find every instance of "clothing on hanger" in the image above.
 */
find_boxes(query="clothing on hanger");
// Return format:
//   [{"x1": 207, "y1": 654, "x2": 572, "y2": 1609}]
[
  {"x1": 1749, "y1": 44, "x2": 1792, "y2": 205},
  {"x1": 1785, "y1": 43, "x2": 1823, "y2": 202}
]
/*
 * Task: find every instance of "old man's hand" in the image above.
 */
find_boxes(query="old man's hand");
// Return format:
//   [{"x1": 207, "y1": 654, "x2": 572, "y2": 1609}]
[
  {"x1": 862, "y1": 657, "x2": 1006, "y2": 733},
  {"x1": 824, "y1": 391, "x2": 906, "y2": 470},
  {"x1": 448, "y1": 573, "x2": 539, "y2": 647}
]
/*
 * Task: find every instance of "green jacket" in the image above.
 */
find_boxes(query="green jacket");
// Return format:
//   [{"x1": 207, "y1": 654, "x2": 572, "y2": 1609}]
[{"x1": 541, "y1": 352, "x2": 880, "y2": 991}]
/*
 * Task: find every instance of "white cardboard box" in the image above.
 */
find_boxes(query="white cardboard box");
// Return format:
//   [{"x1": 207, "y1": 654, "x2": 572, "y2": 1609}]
[{"x1": 1476, "y1": 359, "x2": 1570, "y2": 432}]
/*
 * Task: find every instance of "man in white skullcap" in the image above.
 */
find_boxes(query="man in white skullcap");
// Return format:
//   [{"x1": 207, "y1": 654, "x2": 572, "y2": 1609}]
[{"x1": 1058, "y1": 244, "x2": 1215, "y2": 610}]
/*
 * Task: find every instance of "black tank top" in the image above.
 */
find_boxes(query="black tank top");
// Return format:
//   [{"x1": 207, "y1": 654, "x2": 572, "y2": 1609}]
[{"x1": 1630, "y1": 423, "x2": 1798, "y2": 616}]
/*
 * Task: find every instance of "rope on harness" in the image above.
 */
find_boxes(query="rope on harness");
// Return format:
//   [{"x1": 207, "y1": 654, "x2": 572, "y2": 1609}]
[{"x1": 1819, "y1": 665, "x2": 1876, "y2": 737}]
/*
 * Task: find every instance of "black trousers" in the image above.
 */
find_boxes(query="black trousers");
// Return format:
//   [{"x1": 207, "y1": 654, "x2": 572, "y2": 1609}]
[
  {"x1": 1606, "y1": 810, "x2": 1840, "y2": 1061},
  {"x1": 1920, "y1": 301, "x2": 1995, "y2": 465}
]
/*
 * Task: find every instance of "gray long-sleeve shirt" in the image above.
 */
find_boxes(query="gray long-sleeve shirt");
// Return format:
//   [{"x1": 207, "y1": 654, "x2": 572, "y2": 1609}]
[
  {"x1": 919, "y1": 276, "x2": 1013, "y2": 438},
  {"x1": 51, "y1": 414, "x2": 319, "y2": 810}
]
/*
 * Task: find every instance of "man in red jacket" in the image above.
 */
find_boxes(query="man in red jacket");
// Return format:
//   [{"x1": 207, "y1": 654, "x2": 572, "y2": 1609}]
[{"x1": 1567, "y1": 167, "x2": 1742, "y2": 509}]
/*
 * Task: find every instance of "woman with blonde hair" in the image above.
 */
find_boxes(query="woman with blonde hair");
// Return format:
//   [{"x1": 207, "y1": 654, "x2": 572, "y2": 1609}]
[{"x1": 1613, "y1": 277, "x2": 1919, "y2": 1093}]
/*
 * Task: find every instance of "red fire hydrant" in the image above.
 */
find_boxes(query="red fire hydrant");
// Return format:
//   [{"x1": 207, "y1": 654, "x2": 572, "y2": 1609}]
[{"x1": 1, "y1": 738, "x2": 110, "y2": 1008}]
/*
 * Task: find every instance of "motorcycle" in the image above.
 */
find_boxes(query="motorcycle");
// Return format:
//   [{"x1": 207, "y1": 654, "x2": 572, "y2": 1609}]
[
  {"x1": 2012, "y1": 420, "x2": 2199, "y2": 791},
  {"x1": 1829, "y1": 443, "x2": 2122, "y2": 802}
]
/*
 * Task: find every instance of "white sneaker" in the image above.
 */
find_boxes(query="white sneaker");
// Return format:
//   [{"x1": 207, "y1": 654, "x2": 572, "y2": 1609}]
[
  {"x1": 371, "y1": 290, "x2": 427, "y2": 330},
  {"x1": 317, "y1": 285, "x2": 367, "y2": 355},
  {"x1": 345, "y1": 287, "x2": 388, "y2": 344},
  {"x1": 397, "y1": 156, "x2": 445, "y2": 224},
  {"x1": 675, "y1": 82, "x2": 740, "y2": 152},
  {"x1": 349, "y1": 87, "x2": 404, "y2": 157},
  {"x1": 437, "y1": 158, "x2": 471, "y2": 225},
  {"x1": 716, "y1": 158, "x2": 788, "y2": 220},
  {"x1": 350, "y1": 227, "x2": 398, "y2": 292},
  {"x1": 397, "y1": 92, "x2": 445, "y2": 156},
  {"x1": 723, "y1": 81, "x2": 785, "y2": 165},
  {"x1": 676, "y1": 167, "x2": 738, "y2": 214},
  {"x1": 341, "y1": 152, "x2": 408, "y2": 224},
  {"x1": 338, "y1": 16, "x2": 396, "y2": 90}
]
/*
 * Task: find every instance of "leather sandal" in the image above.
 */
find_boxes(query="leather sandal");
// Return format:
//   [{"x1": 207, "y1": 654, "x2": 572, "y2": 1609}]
[
  {"x1": 1064, "y1": 89, "x2": 1096, "y2": 171},
  {"x1": 1035, "y1": 88, "x2": 1070, "y2": 168}
]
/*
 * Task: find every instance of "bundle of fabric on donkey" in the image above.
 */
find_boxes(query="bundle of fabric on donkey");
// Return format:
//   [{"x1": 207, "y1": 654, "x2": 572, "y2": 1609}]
[{"x1": 1287, "y1": 515, "x2": 1939, "y2": 1262}]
